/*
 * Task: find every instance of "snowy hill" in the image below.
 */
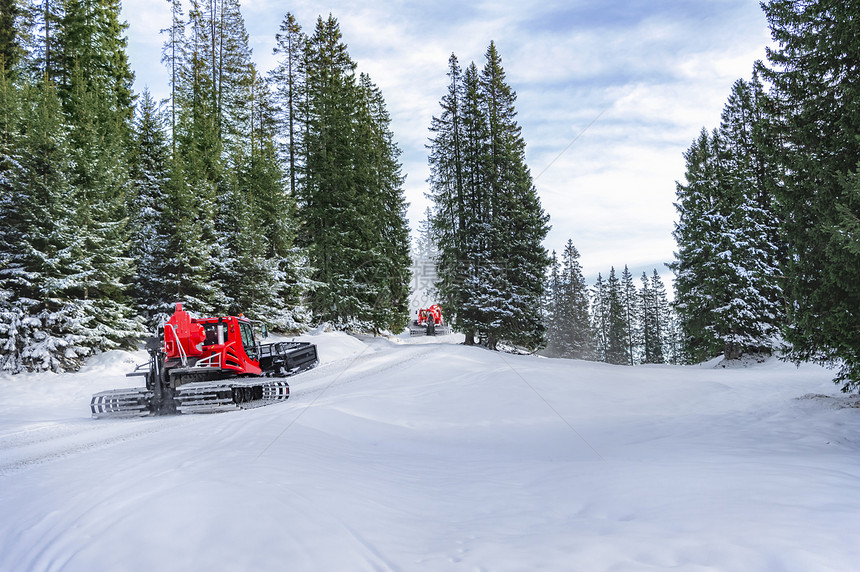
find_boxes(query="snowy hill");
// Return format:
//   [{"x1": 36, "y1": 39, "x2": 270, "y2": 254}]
[{"x1": 1, "y1": 333, "x2": 859, "y2": 571}]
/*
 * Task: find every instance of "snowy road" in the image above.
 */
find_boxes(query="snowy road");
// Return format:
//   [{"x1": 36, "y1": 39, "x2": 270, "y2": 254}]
[{"x1": 1, "y1": 332, "x2": 860, "y2": 571}]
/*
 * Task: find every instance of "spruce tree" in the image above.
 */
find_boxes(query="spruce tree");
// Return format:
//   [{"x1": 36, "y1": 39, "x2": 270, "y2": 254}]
[
  {"x1": 271, "y1": 11, "x2": 306, "y2": 197},
  {"x1": 551, "y1": 240, "x2": 594, "y2": 360},
  {"x1": 0, "y1": 82, "x2": 91, "y2": 371},
  {"x1": 649, "y1": 270, "x2": 670, "y2": 364},
  {"x1": 299, "y1": 15, "x2": 410, "y2": 331},
  {"x1": 354, "y1": 73, "x2": 411, "y2": 333},
  {"x1": 639, "y1": 272, "x2": 659, "y2": 364},
  {"x1": 429, "y1": 44, "x2": 549, "y2": 350},
  {"x1": 59, "y1": 0, "x2": 140, "y2": 349},
  {"x1": 128, "y1": 90, "x2": 171, "y2": 322},
  {"x1": 620, "y1": 265, "x2": 638, "y2": 365},
  {"x1": 591, "y1": 273, "x2": 608, "y2": 362},
  {"x1": 428, "y1": 54, "x2": 480, "y2": 343},
  {"x1": 758, "y1": 0, "x2": 860, "y2": 389},
  {"x1": 478, "y1": 42, "x2": 550, "y2": 350},
  {"x1": 672, "y1": 76, "x2": 783, "y2": 363},
  {"x1": 544, "y1": 251, "x2": 562, "y2": 357},
  {"x1": 604, "y1": 267, "x2": 628, "y2": 365},
  {"x1": 671, "y1": 129, "x2": 720, "y2": 361}
]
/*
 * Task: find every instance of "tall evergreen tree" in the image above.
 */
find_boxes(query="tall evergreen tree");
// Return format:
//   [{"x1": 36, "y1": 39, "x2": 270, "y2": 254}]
[
  {"x1": 591, "y1": 273, "x2": 608, "y2": 362},
  {"x1": 671, "y1": 129, "x2": 722, "y2": 361},
  {"x1": 639, "y1": 272, "x2": 661, "y2": 364},
  {"x1": 59, "y1": 0, "x2": 140, "y2": 349},
  {"x1": 298, "y1": 15, "x2": 410, "y2": 331},
  {"x1": 604, "y1": 267, "x2": 627, "y2": 365},
  {"x1": 271, "y1": 11, "x2": 306, "y2": 197},
  {"x1": 478, "y1": 42, "x2": 550, "y2": 349},
  {"x1": 0, "y1": 82, "x2": 92, "y2": 371},
  {"x1": 544, "y1": 251, "x2": 563, "y2": 357},
  {"x1": 758, "y1": 0, "x2": 860, "y2": 389},
  {"x1": 428, "y1": 54, "x2": 481, "y2": 342},
  {"x1": 672, "y1": 76, "x2": 783, "y2": 362},
  {"x1": 353, "y1": 73, "x2": 411, "y2": 332},
  {"x1": 128, "y1": 89, "x2": 171, "y2": 322},
  {"x1": 650, "y1": 270, "x2": 670, "y2": 364},
  {"x1": 429, "y1": 43, "x2": 549, "y2": 350},
  {"x1": 549, "y1": 240, "x2": 594, "y2": 360},
  {"x1": 620, "y1": 265, "x2": 639, "y2": 365}
]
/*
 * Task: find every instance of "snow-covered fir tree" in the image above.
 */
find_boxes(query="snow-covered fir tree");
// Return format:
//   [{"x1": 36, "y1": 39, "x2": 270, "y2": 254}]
[
  {"x1": 0, "y1": 81, "x2": 92, "y2": 372},
  {"x1": 604, "y1": 267, "x2": 628, "y2": 365},
  {"x1": 545, "y1": 240, "x2": 594, "y2": 360},
  {"x1": 620, "y1": 265, "x2": 639, "y2": 365},
  {"x1": 757, "y1": 0, "x2": 860, "y2": 389},
  {"x1": 591, "y1": 273, "x2": 608, "y2": 362},
  {"x1": 128, "y1": 90, "x2": 171, "y2": 324},
  {"x1": 671, "y1": 76, "x2": 782, "y2": 362},
  {"x1": 297, "y1": 16, "x2": 411, "y2": 332},
  {"x1": 428, "y1": 43, "x2": 549, "y2": 350}
]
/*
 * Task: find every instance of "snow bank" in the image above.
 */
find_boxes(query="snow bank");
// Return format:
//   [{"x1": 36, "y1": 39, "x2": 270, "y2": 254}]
[{"x1": 1, "y1": 333, "x2": 859, "y2": 571}]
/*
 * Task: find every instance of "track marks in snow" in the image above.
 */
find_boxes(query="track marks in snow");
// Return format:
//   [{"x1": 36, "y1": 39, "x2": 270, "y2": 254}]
[
  {"x1": 0, "y1": 417, "x2": 192, "y2": 476},
  {"x1": 288, "y1": 343, "x2": 442, "y2": 404},
  {"x1": 252, "y1": 342, "x2": 443, "y2": 460}
]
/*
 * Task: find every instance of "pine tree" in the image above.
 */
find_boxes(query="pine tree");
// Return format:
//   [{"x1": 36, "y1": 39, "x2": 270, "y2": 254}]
[
  {"x1": 671, "y1": 129, "x2": 719, "y2": 361},
  {"x1": 604, "y1": 267, "x2": 628, "y2": 365},
  {"x1": 551, "y1": 240, "x2": 594, "y2": 360},
  {"x1": 244, "y1": 71, "x2": 309, "y2": 330},
  {"x1": 59, "y1": 0, "x2": 140, "y2": 350},
  {"x1": 620, "y1": 265, "x2": 638, "y2": 365},
  {"x1": 298, "y1": 15, "x2": 410, "y2": 331},
  {"x1": 429, "y1": 44, "x2": 549, "y2": 350},
  {"x1": 591, "y1": 273, "x2": 608, "y2": 362},
  {"x1": 128, "y1": 90, "x2": 171, "y2": 322},
  {"x1": 478, "y1": 42, "x2": 550, "y2": 350},
  {"x1": 671, "y1": 76, "x2": 783, "y2": 363},
  {"x1": 353, "y1": 73, "x2": 411, "y2": 333},
  {"x1": 271, "y1": 11, "x2": 305, "y2": 197},
  {"x1": 0, "y1": 82, "x2": 92, "y2": 372},
  {"x1": 543, "y1": 251, "x2": 562, "y2": 357},
  {"x1": 159, "y1": 154, "x2": 217, "y2": 311},
  {"x1": 428, "y1": 53, "x2": 474, "y2": 341},
  {"x1": 649, "y1": 270, "x2": 670, "y2": 364},
  {"x1": 758, "y1": 0, "x2": 860, "y2": 389},
  {"x1": 168, "y1": 0, "x2": 224, "y2": 312},
  {"x1": 639, "y1": 272, "x2": 659, "y2": 364}
]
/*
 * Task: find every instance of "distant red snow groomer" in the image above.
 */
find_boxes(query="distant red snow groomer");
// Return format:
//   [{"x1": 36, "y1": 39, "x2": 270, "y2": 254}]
[
  {"x1": 409, "y1": 304, "x2": 450, "y2": 336},
  {"x1": 91, "y1": 303, "x2": 318, "y2": 417}
]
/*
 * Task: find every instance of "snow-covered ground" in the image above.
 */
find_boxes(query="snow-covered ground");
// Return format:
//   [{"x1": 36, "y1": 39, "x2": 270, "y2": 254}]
[{"x1": 1, "y1": 332, "x2": 859, "y2": 571}]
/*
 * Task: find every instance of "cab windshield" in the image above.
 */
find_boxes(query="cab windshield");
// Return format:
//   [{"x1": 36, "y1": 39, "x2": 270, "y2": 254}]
[{"x1": 239, "y1": 321, "x2": 257, "y2": 359}]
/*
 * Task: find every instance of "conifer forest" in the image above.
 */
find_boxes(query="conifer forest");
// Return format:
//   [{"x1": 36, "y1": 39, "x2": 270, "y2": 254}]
[{"x1": 1, "y1": 0, "x2": 860, "y2": 393}]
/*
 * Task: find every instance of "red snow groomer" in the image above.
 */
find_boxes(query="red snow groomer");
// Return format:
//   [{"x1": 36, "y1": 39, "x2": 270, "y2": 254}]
[
  {"x1": 409, "y1": 304, "x2": 450, "y2": 336},
  {"x1": 91, "y1": 303, "x2": 318, "y2": 417}
]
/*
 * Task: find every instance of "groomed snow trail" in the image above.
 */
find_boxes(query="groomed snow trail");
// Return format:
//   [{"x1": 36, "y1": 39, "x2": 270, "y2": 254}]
[{"x1": 1, "y1": 332, "x2": 859, "y2": 571}]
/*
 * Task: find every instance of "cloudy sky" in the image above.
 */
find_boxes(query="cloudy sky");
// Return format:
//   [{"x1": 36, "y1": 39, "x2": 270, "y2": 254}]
[{"x1": 121, "y1": 0, "x2": 773, "y2": 284}]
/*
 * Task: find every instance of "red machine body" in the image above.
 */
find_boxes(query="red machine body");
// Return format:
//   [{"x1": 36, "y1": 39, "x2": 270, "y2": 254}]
[
  {"x1": 417, "y1": 304, "x2": 443, "y2": 327},
  {"x1": 163, "y1": 303, "x2": 263, "y2": 376},
  {"x1": 410, "y1": 304, "x2": 449, "y2": 336}
]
